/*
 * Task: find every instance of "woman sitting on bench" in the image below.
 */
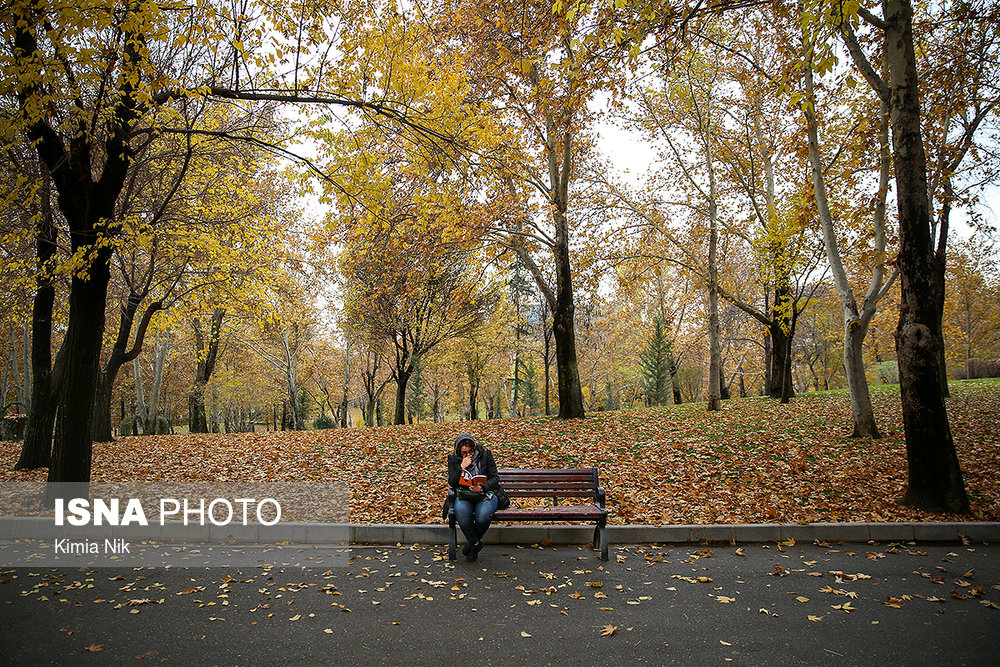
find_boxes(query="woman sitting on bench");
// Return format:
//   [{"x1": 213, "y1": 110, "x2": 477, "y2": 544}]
[{"x1": 448, "y1": 433, "x2": 500, "y2": 561}]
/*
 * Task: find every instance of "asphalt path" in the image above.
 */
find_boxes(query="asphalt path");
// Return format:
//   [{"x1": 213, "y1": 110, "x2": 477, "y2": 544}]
[{"x1": 2, "y1": 539, "x2": 998, "y2": 665}]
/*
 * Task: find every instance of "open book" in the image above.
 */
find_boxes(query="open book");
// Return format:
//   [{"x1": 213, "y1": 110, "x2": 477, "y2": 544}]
[{"x1": 459, "y1": 473, "x2": 487, "y2": 487}]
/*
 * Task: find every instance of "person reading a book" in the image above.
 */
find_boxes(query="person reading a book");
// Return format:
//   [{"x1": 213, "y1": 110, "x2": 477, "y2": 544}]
[{"x1": 448, "y1": 433, "x2": 500, "y2": 561}]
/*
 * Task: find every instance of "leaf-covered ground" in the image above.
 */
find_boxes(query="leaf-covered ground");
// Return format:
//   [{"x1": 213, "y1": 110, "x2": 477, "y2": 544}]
[{"x1": 3, "y1": 379, "x2": 999, "y2": 524}]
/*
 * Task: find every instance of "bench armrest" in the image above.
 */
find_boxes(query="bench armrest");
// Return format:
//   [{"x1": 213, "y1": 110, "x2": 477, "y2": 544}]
[{"x1": 595, "y1": 486, "x2": 606, "y2": 509}]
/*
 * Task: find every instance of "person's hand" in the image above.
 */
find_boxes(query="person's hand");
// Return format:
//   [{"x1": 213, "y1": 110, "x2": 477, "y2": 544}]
[
  {"x1": 461, "y1": 454, "x2": 472, "y2": 469},
  {"x1": 471, "y1": 484, "x2": 482, "y2": 492}
]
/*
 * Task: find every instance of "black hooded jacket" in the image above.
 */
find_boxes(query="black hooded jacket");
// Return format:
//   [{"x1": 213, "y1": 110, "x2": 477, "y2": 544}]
[{"x1": 447, "y1": 433, "x2": 499, "y2": 493}]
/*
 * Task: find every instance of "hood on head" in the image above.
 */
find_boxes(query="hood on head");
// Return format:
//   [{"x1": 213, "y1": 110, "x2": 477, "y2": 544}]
[{"x1": 454, "y1": 433, "x2": 477, "y2": 455}]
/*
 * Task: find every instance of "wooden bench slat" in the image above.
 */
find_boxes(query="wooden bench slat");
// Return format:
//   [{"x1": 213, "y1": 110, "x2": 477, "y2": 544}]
[
  {"x1": 448, "y1": 466, "x2": 608, "y2": 561},
  {"x1": 494, "y1": 507, "x2": 605, "y2": 521},
  {"x1": 504, "y1": 490, "x2": 595, "y2": 498}
]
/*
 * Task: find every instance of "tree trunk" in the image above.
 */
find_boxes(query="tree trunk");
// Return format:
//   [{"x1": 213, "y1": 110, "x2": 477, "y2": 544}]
[
  {"x1": 768, "y1": 321, "x2": 792, "y2": 399},
  {"x1": 46, "y1": 248, "x2": 113, "y2": 491},
  {"x1": 468, "y1": 381, "x2": 479, "y2": 421},
  {"x1": 844, "y1": 320, "x2": 880, "y2": 437},
  {"x1": 16, "y1": 188, "x2": 60, "y2": 469},
  {"x1": 668, "y1": 356, "x2": 682, "y2": 405},
  {"x1": 93, "y1": 294, "x2": 162, "y2": 442},
  {"x1": 705, "y1": 130, "x2": 722, "y2": 412},
  {"x1": 543, "y1": 330, "x2": 552, "y2": 415},
  {"x1": 143, "y1": 334, "x2": 170, "y2": 434},
  {"x1": 884, "y1": 0, "x2": 968, "y2": 513},
  {"x1": 393, "y1": 367, "x2": 411, "y2": 425},
  {"x1": 803, "y1": 51, "x2": 886, "y2": 438},
  {"x1": 188, "y1": 309, "x2": 224, "y2": 433},
  {"x1": 340, "y1": 339, "x2": 350, "y2": 428},
  {"x1": 552, "y1": 216, "x2": 585, "y2": 419},
  {"x1": 780, "y1": 333, "x2": 794, "y2": 404}
]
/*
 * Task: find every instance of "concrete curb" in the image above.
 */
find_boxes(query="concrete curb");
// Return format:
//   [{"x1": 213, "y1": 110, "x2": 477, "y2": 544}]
[{"x1": 1, "y1": 518, "x2": 997, "y2": 546}]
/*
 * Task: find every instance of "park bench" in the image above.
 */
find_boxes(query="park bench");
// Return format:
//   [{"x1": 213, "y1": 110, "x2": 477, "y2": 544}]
[{"x1": 448, "y1": 468, "x2": 609, "y2": 561}]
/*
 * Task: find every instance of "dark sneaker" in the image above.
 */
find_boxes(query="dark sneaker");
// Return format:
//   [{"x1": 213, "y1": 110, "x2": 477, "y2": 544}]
[
  {"x1": 471, "y1": 541, "x2": 484, "y2": 558},
  {"x1": 462, "y1": 542, "x2": 474, "y2": 557}
]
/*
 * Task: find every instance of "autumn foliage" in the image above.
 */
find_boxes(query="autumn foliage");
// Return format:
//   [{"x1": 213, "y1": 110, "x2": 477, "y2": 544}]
[{"x1": 3, "y1": 381, "x2": 997, "y2": 524}]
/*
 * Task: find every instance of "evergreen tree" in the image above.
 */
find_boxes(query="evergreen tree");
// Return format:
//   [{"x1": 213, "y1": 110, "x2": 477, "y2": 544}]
[
  {"x1": 639, "y1": 316, "x2": 671, "y2": 407},
  {"x1": 521, "y1": 359, "x2": 541, "y2": 416}
]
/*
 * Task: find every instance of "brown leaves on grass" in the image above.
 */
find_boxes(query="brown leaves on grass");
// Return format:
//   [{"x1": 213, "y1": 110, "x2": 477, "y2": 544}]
[{"x1": 1, "y1": 383, "x2": 998, "y2": 525}]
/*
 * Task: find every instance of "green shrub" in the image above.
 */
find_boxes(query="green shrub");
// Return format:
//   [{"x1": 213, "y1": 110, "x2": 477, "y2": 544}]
[
  {"x1": 313, "y1": 414, "x2": 335, "y2": 430},
  {"x1": 873, "y1": 361, "x2": 899, "y2": 384}
]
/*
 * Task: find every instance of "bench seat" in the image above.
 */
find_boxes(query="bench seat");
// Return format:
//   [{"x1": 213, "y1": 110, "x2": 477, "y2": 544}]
[{"x1": 448, "y1": 468, "x2": 608, "y2": 560}]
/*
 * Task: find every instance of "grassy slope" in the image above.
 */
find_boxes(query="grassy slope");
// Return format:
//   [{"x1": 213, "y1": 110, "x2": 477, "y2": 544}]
[{"x1": 2, "y1": 379, "x2": 998, "y2": 524}]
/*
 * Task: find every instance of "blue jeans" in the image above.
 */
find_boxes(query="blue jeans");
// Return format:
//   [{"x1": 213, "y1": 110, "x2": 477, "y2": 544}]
[{"x1": 454, "y1": 494, "x2": 498, "y2": 544}]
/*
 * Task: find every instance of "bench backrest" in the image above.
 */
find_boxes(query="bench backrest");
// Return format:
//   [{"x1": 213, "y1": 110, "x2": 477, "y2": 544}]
[{"x1": 498, "y1": 468, "x2": 599, "y2": 499}]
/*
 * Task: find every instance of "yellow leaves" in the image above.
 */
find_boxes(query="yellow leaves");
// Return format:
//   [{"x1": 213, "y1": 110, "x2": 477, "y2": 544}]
[{"x1": 599, "y1": 624, "x2": 617, "y2": 637}]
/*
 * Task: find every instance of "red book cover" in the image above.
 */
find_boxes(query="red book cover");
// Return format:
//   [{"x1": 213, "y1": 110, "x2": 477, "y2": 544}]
[{"x1": 459, "y1": 473, "x2": 488, "y2": 487}]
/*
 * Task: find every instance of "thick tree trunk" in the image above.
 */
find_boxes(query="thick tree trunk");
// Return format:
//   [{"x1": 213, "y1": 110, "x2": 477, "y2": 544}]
[
  {"x1": 552, "y1": 294, "x2": 584, "y2": 419},
  {"x1": 768, "y1": 322, "x2": 792, "y2": 399},
  {"x1": 393, "y1": 367, "x2": 411, "y2": 425},
  {"x1": 780, "y1": 333, "x2": 794, "y2": 404},
  {"x1": 884, "y1": 0, "x2": 968, "y2": 513},
  {"x1": 46, "y1": 249, "x2": 113, "y2": 491},
  {"x1": 552, "y1": 212, "x2": 585, "y2": 419},
  {"x1": 92, "y1": 377, "x2": 114, "y2": 443}
]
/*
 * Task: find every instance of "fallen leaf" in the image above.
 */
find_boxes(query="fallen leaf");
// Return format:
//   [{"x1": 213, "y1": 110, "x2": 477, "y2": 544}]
[
  {"x1": 84, "y1": 645, "x2": 104, "y2": 653},
  {"x1": 134, "y1": 651, "x2": 157, "y2": 660},
  {"x1": 600, "y1": 624, "x2": 617, "y2": 637},
  {"x1": 520, "y1": 631, "x2": 532, "y2": 638},
  {"x1": 808, "y1": 615, "x2": 823, "y2": 622}
]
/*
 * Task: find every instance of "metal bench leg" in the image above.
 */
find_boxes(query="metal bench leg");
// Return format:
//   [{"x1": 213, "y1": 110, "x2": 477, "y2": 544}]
[
  {"x1": 448, "y1": 517, "x2": 457, "y2": 560},
  {"x1": 599, "y1": 522, "x2": 608, "y2": 561}
]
